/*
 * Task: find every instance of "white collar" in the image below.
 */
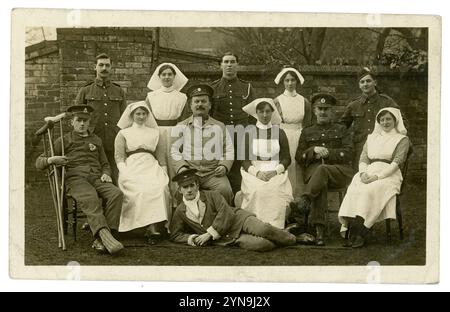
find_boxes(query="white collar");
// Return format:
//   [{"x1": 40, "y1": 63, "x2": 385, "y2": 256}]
[
  {"x1": 380, "y1": 128, "x2": 398, "y2": 136},
  {"x1": 283, "y1": 89, "x2": 298, "y2": 97},
  {"x1": 183, "y1": 191, "x2": 200, "y2": 205},
  {"x1": 161, "y1": 86, "x2": 175, "y2": 93},
  {"x1": 183, "y1": 191, "x2": 201, "y2": 219},
  {"x1": 132, "y1": 122, "x2": 146, "y2": 129},
  {"x1": 256, "y1": 121, "x2": 273, "y2": 130}
]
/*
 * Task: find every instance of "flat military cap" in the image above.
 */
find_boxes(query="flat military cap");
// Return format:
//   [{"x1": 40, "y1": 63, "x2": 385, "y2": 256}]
[
  {"x1": 172, "y1": 168, "x2": 200, "y2": 186},
  {"x1": 187, "y1": 84, "x2": 214, "y2": 98},
  {"x1": 357, "y1": 66, "x2": 376, "y2": 81},
  {"x1": 67, "y1": 105, "x2": 94, "y2": 116},
  {"x1": 311, "y1": 93, "x2": 338, "y2": 107}
]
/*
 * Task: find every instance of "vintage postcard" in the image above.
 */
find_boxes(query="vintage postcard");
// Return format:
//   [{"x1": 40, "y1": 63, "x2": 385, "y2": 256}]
[{"x1": 10, "y1": 9, "x2": 440, "y2": 283}]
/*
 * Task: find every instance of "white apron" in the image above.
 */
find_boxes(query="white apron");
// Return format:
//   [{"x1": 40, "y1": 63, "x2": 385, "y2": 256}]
[
  {"x1": 147, "y1": 88, "x2": 187, "y2": 207},
  {"x1": 338, "y1": 132, "x2": 405, "y2": 232},
  {"x1": 240, "y1": 137, "x2": 293, "y2": 229},
  {"x1": 118, "y1": 126, "x2": 170, "y2": 232},
  {"x1": 277, "y1": 93, "x2": 305, "y2": 198}
]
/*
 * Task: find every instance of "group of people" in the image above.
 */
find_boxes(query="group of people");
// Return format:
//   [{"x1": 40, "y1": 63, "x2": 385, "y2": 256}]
[{"x1": 36, "y1": 52, "x2": 410, "y2": 255}]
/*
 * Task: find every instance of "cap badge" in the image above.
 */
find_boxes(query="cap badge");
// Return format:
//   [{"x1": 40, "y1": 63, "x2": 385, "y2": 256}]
[{"x1": 320, "y1": 98, "x2": 326, "y2": 103}]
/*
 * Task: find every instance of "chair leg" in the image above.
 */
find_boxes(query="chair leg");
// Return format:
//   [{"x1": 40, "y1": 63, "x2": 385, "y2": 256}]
[
  {"x1": 72, "y1": 199, "x2": 77, "y2": 241},
  {"x1": 386, "y1": 219, "x2": 392, "y2": 243},
  {"x1": 63, "y1": 198, "x2": 68, "y2": 235},
  {"x1": 396, "y1": 196, "x2": 404, "y2": 240}
]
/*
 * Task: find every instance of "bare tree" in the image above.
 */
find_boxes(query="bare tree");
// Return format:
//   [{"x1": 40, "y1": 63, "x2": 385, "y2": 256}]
[{"x1": 216, "y1": 27, "x2": 328, "y2": 65}]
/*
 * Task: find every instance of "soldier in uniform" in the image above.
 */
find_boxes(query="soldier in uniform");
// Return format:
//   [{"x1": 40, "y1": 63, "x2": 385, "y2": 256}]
[
  {"x1": 35, "y1": 105, "x2": 124, "y2": 255},
  {"x1": 293, "y1": 93, "x2": 354, "y2": 246},
  {"x1": 210, "y1": 52, "x2": 255, "y2": 195},
  {"x1": 340, "y1": 67, "x2": 406, "y2": 172},
  {"x1": 171, "y1": 84, "x2": 234, "y2": 205},
  {"x1": 75, "y1": 53, "x2": 127, "y2": 184}
]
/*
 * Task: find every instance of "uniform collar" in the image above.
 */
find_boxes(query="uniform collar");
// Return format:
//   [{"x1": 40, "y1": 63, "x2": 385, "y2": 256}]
[
  {"x1": 222, "y1": 76, "x2": 238, "y2": 83},
  {"x1": 316, "y1": 122, "x2": 333, "y2": 130},
  {"x1": 283, "y1": 89, "x2": 298, "y2": 97},
  {"x1": 187, "y1": 115, "x2": 214, "y2": 127},
  {"x1": 256, "y1": 121, "x2": 273, "y2": 129},
  {"x1": 361, "y1": 91, "x2": 379, "y2": 103},
  {"x1": 95, "y1": 77, "x2": 111, "y2": 87},
  {"x1": 72, "y1": 129, "x2": 92, "y2": 138}
]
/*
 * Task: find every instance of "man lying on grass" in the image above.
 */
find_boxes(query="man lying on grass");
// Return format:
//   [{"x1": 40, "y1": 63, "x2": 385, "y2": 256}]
[{"x1": 169, "y1": 169, "x2": 297, "y2": 252}]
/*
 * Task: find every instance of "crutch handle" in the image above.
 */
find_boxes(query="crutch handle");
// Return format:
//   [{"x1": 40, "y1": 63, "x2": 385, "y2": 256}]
[
  {"x1": 34, "y1": 120, "x2": 54, "y2": 136},
  {"x1": 44, "y1": 112, "x2": 68, "y2": 123}
]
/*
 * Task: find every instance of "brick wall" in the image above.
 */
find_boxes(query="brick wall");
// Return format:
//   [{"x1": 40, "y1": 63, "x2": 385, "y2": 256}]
[
  {"x1": 25, "y1": 28, "x2": 427, "y2": 185},
  {"x1": 180, "y1": 64, "x2": 428, "y2": 183},
  {"x1": 25, "y1": 41, "x2": 61, "y2": 183}
]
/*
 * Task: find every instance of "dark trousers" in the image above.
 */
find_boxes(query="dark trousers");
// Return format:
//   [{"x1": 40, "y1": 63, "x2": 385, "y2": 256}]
[
  {"x1": 105, "y1": 150, "x2": 119, "y2": 186},
  {"x1": 303, "y1": 164, "x2": 353, "y2": 226},
  {"x1": 235, "y1": 216, "x2": 296, "y2": 251},
  {"x1": 65, "y1": 175, "x2": 123, "y2": 236}
]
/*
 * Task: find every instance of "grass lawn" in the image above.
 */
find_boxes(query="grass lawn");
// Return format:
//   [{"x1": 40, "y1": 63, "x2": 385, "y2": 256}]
[{"x1": 24, "y1": 181, "x2": 426, "y2": 266}]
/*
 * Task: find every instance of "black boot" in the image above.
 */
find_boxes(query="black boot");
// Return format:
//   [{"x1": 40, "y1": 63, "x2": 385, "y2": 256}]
[
  {"x1": 352, "y1": 216, "x2": 366, "y2": 248},
  {"x1": 315, "y1": 225, "x2": 325, "y2": 246}
]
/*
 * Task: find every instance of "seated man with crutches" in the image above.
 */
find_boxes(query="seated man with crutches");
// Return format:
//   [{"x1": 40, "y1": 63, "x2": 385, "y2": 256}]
[{"x1": 36, "y1": 105, "x2": 124, "y2": 254}]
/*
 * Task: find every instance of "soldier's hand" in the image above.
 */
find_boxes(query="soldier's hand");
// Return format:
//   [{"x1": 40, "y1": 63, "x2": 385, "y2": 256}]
[
  {"x1": 101, "y1": 174, "x2": 113, "y2": 183},
  {"x1": 194, "y1": 233, "x2": 212, "y2": 246},
  {"x1": 47, "y1": 156, "x2": 68, "y2": 166},
  {"x1": 313, "y1": 147, "x2": 329, "y2": 159},
  {"x1": 214, "y1": 166, "x2": 227, "y2": 177}
]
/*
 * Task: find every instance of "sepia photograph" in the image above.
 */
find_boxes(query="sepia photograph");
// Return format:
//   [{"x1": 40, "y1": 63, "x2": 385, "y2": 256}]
[{"x1": 10, "y1": 9, "x2": 440, "y2": 283}]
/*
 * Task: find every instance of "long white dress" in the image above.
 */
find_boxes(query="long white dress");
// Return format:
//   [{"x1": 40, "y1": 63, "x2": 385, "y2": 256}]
[
  {"x1": 240, "y1": 126, "x2": 293, "y2": 229},
  {"x1": 276, "y1": 90, "x2": 306, "y2": 198},
  {"x1": 116, "y1": 123, "x2": 170, "y2": 232},
  {"x1": 338, "y1": 132, "x2": 408, "y2": 231},
  {"x1": 146, "y1": 87, "x2": 187, "y2": 206}
]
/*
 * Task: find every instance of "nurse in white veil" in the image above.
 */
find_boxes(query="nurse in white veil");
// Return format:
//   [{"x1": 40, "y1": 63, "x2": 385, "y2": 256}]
[
  {"x1": 146, "y1": 63, "x2": 188, "y2": 209},
  {"x1": 338, "y1": 107, "x2": 410, "y2": 248},
  {"x1": 115, "y1": 101, "x2": 170, "y2": 244}
]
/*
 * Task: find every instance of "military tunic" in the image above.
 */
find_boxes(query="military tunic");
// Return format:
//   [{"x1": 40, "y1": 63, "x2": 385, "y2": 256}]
[
  {"x1": 75, "y1": 78, "x2": 127, "y2": 183},
  {"x1": 210, "y1": 77, "x2": 255, "y2": 194},
  {"x1": 210, "y1": 77, "x2": 255, "y2": 126},
  {"x1": 340, "y1": 92, "x2": 402, "y2": 170},
  {"x1": 35, "y1": 131, "x2": 123, "y2": 236},
  {"x1": 295, "y1": 123, "x2": 354, "y2": 226}
]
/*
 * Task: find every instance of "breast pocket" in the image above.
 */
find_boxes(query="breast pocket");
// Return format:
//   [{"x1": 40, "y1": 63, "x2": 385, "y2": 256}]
[
  {"x1": 107, "y1": 96, "x2": 123, "y2": 119},
  {"x1": 326, "y1": 131, "x2": 345, "y2": 148},
  {"x1": 351, "y1": 111, "x2": 366, "y2": 131},
  {"x1": 305, "y1": 133, "x2": 322, "y2": 147}
]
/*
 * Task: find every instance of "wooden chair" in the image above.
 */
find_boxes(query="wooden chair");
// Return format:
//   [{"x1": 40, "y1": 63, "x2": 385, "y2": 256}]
[
  {"x1": 325, "y1": 187, "x2": 346, "y2": 235},
  {"x1": 63, "y1": 192, "x2": 89, "y2": 242},
  {"x1": 385, "y1": 149, "x2": 412, "y2": 242}
]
